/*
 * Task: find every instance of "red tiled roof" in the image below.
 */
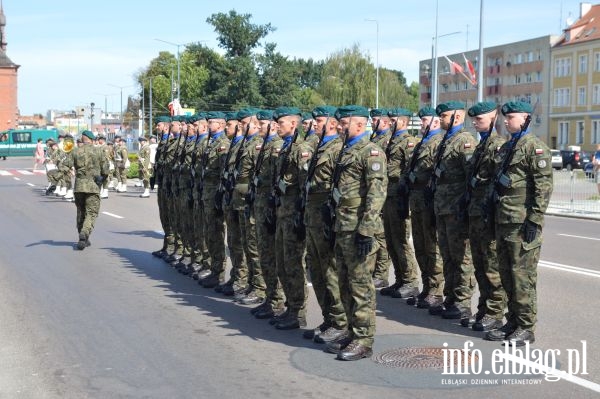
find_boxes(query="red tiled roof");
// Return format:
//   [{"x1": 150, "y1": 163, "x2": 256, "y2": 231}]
[{"x1": 555, "y1": 4, "x2": 600, "y2": 46}]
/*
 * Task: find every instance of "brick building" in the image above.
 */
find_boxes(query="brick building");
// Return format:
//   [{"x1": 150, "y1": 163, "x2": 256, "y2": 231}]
[{"x1": 0, "y1": 3, "x2": 18, "y2": 131}]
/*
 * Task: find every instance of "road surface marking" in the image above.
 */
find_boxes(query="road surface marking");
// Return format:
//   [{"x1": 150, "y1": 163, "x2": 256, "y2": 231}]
[
  {"x1": 558, "y1": 233, "x2": 600, "y2": 242},
  {"x1": 17, "y1": 170, "x2": 33, "y2": 175},
  {"x1": 0, "y1": 170, "x2": 11, "y2": 176},
  {"x1": 102, "y1": 211, "x2": 124, "y2": 219},
  {"x1": 13, "y1": 177, "x2": 20, "y2": 181},
  {"x1": 26, "y1": 183, "x2": 35, "y2": 187},
  {"x1": 539, "y1": 261, "x2": 600, "y2": 278}
]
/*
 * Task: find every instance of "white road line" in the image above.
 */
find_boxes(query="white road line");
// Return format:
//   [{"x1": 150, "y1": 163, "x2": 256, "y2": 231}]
[
  {"x1": 539, "y1": 261, "x2": 600, "y2": 278},
  {"x1": 102, "y1": 211, "x2": 124, "y2": 219},
  {"x1": 26, "y1": 183, "x2": 35, "y2": 187},
  {"x1": 558, "y1": 233, "x2": 600, "y2": 242},
  {"x1": 13, "y1": 177, "x2": 20, "y2": 181},
  {"x1": 17, "y1": 170, "x2": 33, "y2": 175},
  {"x1": 0, "y1": 170, "x2": 11, "y2": 176}
]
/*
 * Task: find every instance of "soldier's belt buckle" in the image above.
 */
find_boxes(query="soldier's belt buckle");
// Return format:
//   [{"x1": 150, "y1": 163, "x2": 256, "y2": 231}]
[
  {"x1": 409, "y1": 172, "x2": 416, "y2": 183},
  {"x1": 278, "y1": 179, "x2": 287, "y2": 195},
  {"x1": 332, "y1": 188, "x2": 341, "y2": 205},
  {"x1": 498, "y1": 173, "x2": 512, "y2": 188}
]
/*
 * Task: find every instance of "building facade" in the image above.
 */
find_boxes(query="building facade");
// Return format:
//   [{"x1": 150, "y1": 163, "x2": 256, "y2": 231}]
[{"x1": 0, "y1": 3, "x2": 19, "y2": 131}]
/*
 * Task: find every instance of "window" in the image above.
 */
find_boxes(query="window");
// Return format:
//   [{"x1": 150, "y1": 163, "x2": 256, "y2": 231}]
[
  {"x1": 593, "y1": 84, "x2": 600, "y2": 104},
  {"x1": 595, "y1": 53, "x2": 600, "y2": 71},
  {"x1": 579, "y1": 54, "x2": 588, "y2": 74},
  {"x1": 536, "y1": 71, "x2": 542, "y2": 81},
  {"x1": 554, "y1": 88, "x2": 571, "y2": 107},
  {"x1": 576, "y1": 121, "x2": 584, "y2": 144},
  {"x1": 527, "y1": 51, "x2": 534, "y2": 62},
  {"x1": 12, "y1": 132, "x2": 31, "y2": 143},
  {"x1": 526, "y1": 73, "x2": 532, "y2": 82},
  {"x1": 515, "y1": 74, "x2": 522, "y2": 84},
  {"x1": 524, "y1": 93, "x2": 532, "y2": 103},
  {"x1": 578, "y1": 86, "x2": 586, "y2": 105},
  {"x1": 554, "y1": 57, "x2": 572, "y2": 77},
  {"x1": 592, "y1": 120, "x2": 600, "y2": 144},
  {"x1": 516, "y1": 53, "x2": 523, "y2": 64},
  {"x1": 558, "y1": 122, "x2": 569, "y2": 145}
]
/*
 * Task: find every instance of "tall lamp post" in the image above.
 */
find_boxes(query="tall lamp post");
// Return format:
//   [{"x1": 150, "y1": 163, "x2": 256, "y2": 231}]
[
  {"x1": 107, "y1": 84, "x2": 133, "y2": 130},
  {"x1": 95, "y1": 92, "x2": 116, "y2": 134},
  {"x1": 90, "y1": 102, "x2": 95, "y2": 132},
  {"x1": 365, "y1": 19, "x2": 379, "y2": 109},
  {"x1": 154, "y1": 38, "x2": 186, "y2": 100}
]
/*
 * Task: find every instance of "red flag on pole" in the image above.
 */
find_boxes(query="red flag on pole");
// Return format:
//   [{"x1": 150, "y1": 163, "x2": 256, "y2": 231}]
[
  {"x1": 444, "y1": 56, "x2": 464, "y2": 75},
  {"x1": 462, "y1": 53, "x2": 477, "y2": 85}
]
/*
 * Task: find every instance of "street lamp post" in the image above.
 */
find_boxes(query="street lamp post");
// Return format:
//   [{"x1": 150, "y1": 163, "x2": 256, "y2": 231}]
[
  {"x1": 108, "y1": 84, "x2": 133, "y2": 131},
  {"x1": 155, "y1": 39, "x2": 186, "y2": 100},
  {"x1": 90, "y1": 102, "x2": 95, "y2": 132},
  {"x1": 365, "y1": 19, "x2": 379, "y2": 109}
]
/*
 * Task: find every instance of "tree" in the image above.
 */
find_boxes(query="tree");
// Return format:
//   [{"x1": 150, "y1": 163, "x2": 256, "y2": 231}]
[
  {"x1": 257, "y1": 43, "x2": 301, "y2": 108},
  {"x1": 206, "y1": 10, "x2": 275, "y2": 57}
]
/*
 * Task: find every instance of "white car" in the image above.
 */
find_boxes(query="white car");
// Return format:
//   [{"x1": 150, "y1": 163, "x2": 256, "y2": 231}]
[{"x1": 551, "y1": 149, "x2": 563, "y2": 170}]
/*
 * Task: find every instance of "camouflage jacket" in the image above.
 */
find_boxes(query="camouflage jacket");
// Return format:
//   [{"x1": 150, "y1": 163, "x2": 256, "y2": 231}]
[
  {"x1": 255, "y1": 134, "x2": 283, "y2": 200},
  {"x1": 386, "y1": 130, "x2": 419, "y2": 197},
  {"x1": 333, "y1": 133, "x2": 388, "y2": 236},
  {"x1": 232, "y1": 133, "x2": 262, "y2": 210},
  {"x1": 466, "y1": 132, "x2": 506, "y2": 216},
  {"x1": 114, "y1": 144, "x2": 128, "y2": 168},
  {"x1": 178, "y1": 136, "x2": 198, "y2": 187},
  {"x1": 433, "y1": 128, "x2": 476, "y2": 216},
  {"x1": 404, "y1": 131, "x2": 444, "y2": 212},
  {"x1": 71, "y1": 144, "x2": 109, "y2": 194},
  {"x1": 138, "y1": 143, "x2": 151, "y2": 170},
  {"x1": 276, "y1": 138, "x2": 311, "y2": 214},
  {"x1": 201, "y1": 132, "x2": 230, "y2": 199},
  {"x1": 191, "y1": 134, "x2": 209, "y2": 201},
  {"x1": 370, "y1": 129, "x2": 391, "y2": 151},
  {"x1": 494, "y1": 132, "x2": 553, "y2": 226}
]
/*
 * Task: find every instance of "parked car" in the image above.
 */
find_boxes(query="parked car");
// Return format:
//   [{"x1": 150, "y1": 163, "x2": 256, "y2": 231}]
[
  {"x1": 560, "y1": 149, "x2": 591, "y2": 170},
  {"x1": 584, "y1": 162, "x2": 596, "y2": 179},
  {"x1": 551, "y1": 149, "x2": 563, "y2": 170}
]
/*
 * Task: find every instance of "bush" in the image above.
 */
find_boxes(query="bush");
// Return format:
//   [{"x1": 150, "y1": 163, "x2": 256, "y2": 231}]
[{"x1": 127, "y1": 153, "x2": 139, "y2": 179}]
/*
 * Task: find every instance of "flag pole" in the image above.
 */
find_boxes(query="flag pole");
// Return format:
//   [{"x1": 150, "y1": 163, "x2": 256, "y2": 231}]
[{"x1": 477, "y1": 0, "x2": 484, "y2": 102}]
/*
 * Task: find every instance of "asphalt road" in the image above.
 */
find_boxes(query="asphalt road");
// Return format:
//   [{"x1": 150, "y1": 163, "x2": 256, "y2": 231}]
[{"x1": 1, "y1": 157, "x2": 599, "y2": 399}]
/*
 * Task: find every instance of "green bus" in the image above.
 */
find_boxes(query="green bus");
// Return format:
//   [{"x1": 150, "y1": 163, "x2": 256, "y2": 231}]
[{"x1": 0, "y1": 129, "x2": 59, "y2": 157}]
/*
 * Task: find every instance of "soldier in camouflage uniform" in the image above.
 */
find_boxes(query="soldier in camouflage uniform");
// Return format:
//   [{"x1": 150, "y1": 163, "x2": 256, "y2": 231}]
[
  {"x1": 70, "y1": 130, "x2": 109, "y2": 250},
  {"x1": 368, "y1": 108, "x2": 392, "y2": 289},
  {"x1": 271, "y1": 107, "x2": 308, "y2": 330},
  {"x1": 198, "y1": 112, "x2": 230, "y2": 289},
  {"x1": 250, "y1": 111, "x2": 286, "y2": 320},
  {"x1": 404, "y1": 107, "x2": 444, "y2": 310},
  {"x1": 485, "y1": 101, "x2": 552, "y2": 346},
  {"x1": 137, "y1": 136, "x2": 151, "y2": 198},
  {"x1": 380, "y1": 108, "x2": 420, "y2": 299},
  {"x1": 298, "y1": 105, "x2": 348, "y2": 344},
  {"x1": 151, "y1": 116, "x2": 174, "y2": 259},
  {"x1": 114, "y1": 136, "x2": 129, "y2": 193},
  {"x1": 322, "y1": 105, "x2": 387, "y2": 361},
  {"x1": 463, "y1": 102, "x2": 507, "y2": 332},
  {"x1": 104, "y1": 141, "x2": 116, "y2": 194},
  {"x1": 431, "y1": 101, "x2": 476, "y2": 323}
]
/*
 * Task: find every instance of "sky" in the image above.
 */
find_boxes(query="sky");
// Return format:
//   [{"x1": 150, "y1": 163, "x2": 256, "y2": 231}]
[{"x1": 3, "y1": 0, "x2": 587, "y2": 115}]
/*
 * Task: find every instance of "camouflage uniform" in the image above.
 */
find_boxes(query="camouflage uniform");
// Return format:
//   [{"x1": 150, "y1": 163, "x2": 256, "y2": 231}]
[
  {"x1": 369, "y1": 129, "x2": 392, "y2": 282},
  {"x1": 334, "y1": 132, "x2": 387, "y2": 347},
  {"x1": 190, "y1": 133, "x2": 211, "y2": 270},
  {"x1": 254, "y1": 134, "x2": 285, "y2": 311},
  {"x1": 114, "y1": 142, "x2": 128, "y2": 186},
  {"x1": 383, "y1": 130, "x2": 420, "y2": 288},
  {"x1": 301, "y1": 134, "x2": 347, "y2": 330},
  {"x1": 70, "y1": 142, "x2": 109, "y2": 239},
  {"x1": 138, "y1": 140, "x2": 151, "y2": 189},
  {"x1": 467, "y1": 131, "x2": 507, "y2": 321},
  {"x1": 494, "y1": 132, "x2": 552, "y2": 332},
  {"x1": 104, "y1": 143, "x2": 115, "y2": 190},
  {"x1": 433, "y1": 126, "x2": 476, "y2": 311},
  {"x1": 162, "y1": 134, "x2": 182, "y2": 254},
  {"x1": 201, "y1": 132, "x2": 230, "y2": 281},
  {"x1": 176, "y1": 135, "x2": 197, "y2": 259},
  {"x1": 233, "y1": 132, "x2": 265, "y2": 297},
  {"x1": 406, "y1": 131, "x2": 445, "y2": 299},
  {"x1": 155, "y1": 134, "x2": 173, "y2": 253}
]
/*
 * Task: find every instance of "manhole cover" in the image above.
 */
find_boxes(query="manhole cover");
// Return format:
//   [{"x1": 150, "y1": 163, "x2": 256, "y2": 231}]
[{"x1": 372, "y1": 347, "x2": 479, "y2": 369}]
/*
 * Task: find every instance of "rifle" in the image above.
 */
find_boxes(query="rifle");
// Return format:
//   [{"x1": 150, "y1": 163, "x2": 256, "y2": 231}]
[
  {"x1": 322, "y1": 125, "x2": 351, "y2": 248},
  {"x1": 455, "y1": 115, "x2": 497, "y2": 221},
  {"x1": 294, "y1": 118, "x2": 328, "y2": 240},
  {"x1": 384, "y1": 120, "x2": 398, "y2": 160},
  {"x1": 224, "y1": 123, "x2": 251, "y2": 205},
  {"x1": 214, "y1": 125, "x2": 239, "y2": 216},
  {"x1": 399, "y1": 116, "x2": 435, "y2": 219},
  {"x1": 304, "y1": 121, "x2": 314, "y2": 140},
  {"x1": 483, "y1": 114, "x2": 532, "y2": 225},
  {"x1": 245, "y1": 123, "x2": 271, "y2": 207},
  {"x1": 423, "y1": 111, "x2": 456, "y2": 226},
  {"x1": 264, "y1": 126, "x2": 301, "y2": 234}
]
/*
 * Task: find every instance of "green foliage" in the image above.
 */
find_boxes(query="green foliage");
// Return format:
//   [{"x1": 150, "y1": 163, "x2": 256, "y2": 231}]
[
  {"x1": 127, "y1": 153, "x2": 139, "y2": 178},
  {"x1": 206, "y1": 10, "x2": 275, "y2": 57}
]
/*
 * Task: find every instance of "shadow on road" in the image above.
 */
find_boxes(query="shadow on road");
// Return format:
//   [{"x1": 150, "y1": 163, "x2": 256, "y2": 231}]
[
  {"x1": 26, "y1": 239, "x2": 78, "y2": 248},
  {"x1": 111, "y1": 230, "x2": 164, "y2": 239}
]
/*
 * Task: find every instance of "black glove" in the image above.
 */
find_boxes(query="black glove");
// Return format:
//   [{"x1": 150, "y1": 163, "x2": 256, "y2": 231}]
[
  {"x1": 522, "y1": 220, "x2": 539, "y2": 243},
  {"x1": 149, "y1": 175, "x2": 156, "y2": 190},
  {"x1": 355, "y1": 233, "x2": 374, "y2": 257},
  {"x1": 214, "y1": 191, "x2": 224, "y2": 217},
  {"x1": 93, "y1": 175, "x2": 105, "y2": 188},
  {"x1": 398, "y1": 181, "x2": 409, "y2": 197},
  {"x1": 321, "y1": 202, "x2": 333, "y2": 226},
  {"x1": 264, "y1": 208, "x2": 277, "y2": 235},
  {"x1": 293, "y1": 212, "x2": 306, "y2": 240},
  {"x1": 423, "y1": 185, "x2": 434, "y2": 208},
  {"x1": 455, "y1": 193, "x2": 469, "y2": 222}
]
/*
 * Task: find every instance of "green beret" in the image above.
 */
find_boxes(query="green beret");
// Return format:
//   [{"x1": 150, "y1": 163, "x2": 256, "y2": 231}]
[
  {"x1": 186, "y1": 114, "x2": 199, "y2": 124},
  {"x1": 237, "y1": 107, "x2": 259, "y2": 120},
  {"x1": 138, "y1": 136, "x2": 147, "y2": 142},
  {"x1": 273, "y1": 106, "x2": 302, "y2": 120},
  {"x1": 436, "y1": 101, "x2": 465, "y2": 116},
  {"x1": 336, "y1": 105, "x2": 370, "y2": 120},
  {"x1": 468, "y1": 102, "x2": 498, "y2": 117},
  {"x1": 388, "y1": 107, "x2": 412, "y2": 118},
  {"x1": 301, "y1": 112, "x2": 313, "y2": 122},
  {"x1": 97, "y1": 135, "x2": 106, "y2": 141},
  {"x1": 225, "y1": 111, "x2": 239, "y2": 122},
  {"x1": 311, "y1": 106, "x2": 337, "y2": 118},
  {"x1": 107, "y1": 141, "x2": 114, "y2": 146},
  {"x1": 417, "y1": 107, "x2": 437, "y2": 118},
  {"x1": 196, "y1": 112, "x2": 207, "y2": 120},
  {"x1": 369, "y1": 108, "x2": 388, "y2": 118},
  {"x1": 206, "y1": 111, "x2": 226, "y2": 120},
  {"x1": 256, "y1": 110, "x2": 274, "y2": 120},
  {"x1": 155, "y1": 115, "x2": 171, "y2": 124},
  {"x1": 171, "y1": 115, "x2": 184, "y2": 123},
  {"x1": 81, "y1": 130, "x2": 95, "y2": 140},
  {"x1": 501, "y1": 101, "x2": 533, "y2": 115}
]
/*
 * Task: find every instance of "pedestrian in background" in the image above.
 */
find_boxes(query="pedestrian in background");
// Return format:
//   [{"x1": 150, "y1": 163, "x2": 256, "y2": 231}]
[{"x1": 33, "y1": 138, "x2": 44, "y2": 170}]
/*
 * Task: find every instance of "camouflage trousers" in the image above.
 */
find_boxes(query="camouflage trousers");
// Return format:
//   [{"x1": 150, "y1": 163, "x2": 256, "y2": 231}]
[
  {"x1": 436, "y1": 214, "x2": 475, "y2": 308},
  {"x1": 275, "y1": 205, "x2": 307, "y2": 316},
  {"x1": 469, "y1": 214, "x2": 506, "y2": 319},
  {"x1": 138, "y1": 166, "x2": 151, "y2": 188},
  {"x1": 255, "y1": 198, "x2": 285, "y2": 309},
  {"x1": 496, "y1": 223, "x2": 541, "y2": 331},
  {"x1": 226, "y1": 207, "x2": 247, "y2": 290},
  {"x1": 167, "y1": 190, "x2": 184, "y2": 256},
  {"x1": 335, "y1": 231, "x2": 378, "y2": 347},
  {"x1": 177, "y1": 188, "x2": 193, "y2": 257},
  {"x1": 74, "y1": 192, "x2": 100, "y2": 239},
  {"x1": 409, "y1": 192, "x2": 444, "y2": 296},
  {"x1": 202, "y1": 196, "x2": 227, "y2": 280},
  {"x1": 115, "y1": 166, "x2": 127, "y2": 185},
  {"x1": 383, "y1": 196, "x2": 419, "y2": 286},
  {"x1": 372, "y1": 232, "x2": 391, "y2": 281},
  {"x1": 239, "y1": 207, "x2": 265, "y2": 295},
  {"x1": 191, "y1": 199, "x2": 210, "y2": 269},
  {"x1": 305, "y1": 213, "x2": 347, "y2": 329},
  {"x1": 157, "y1": 186, "x2": 174, "y2": 253}
]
